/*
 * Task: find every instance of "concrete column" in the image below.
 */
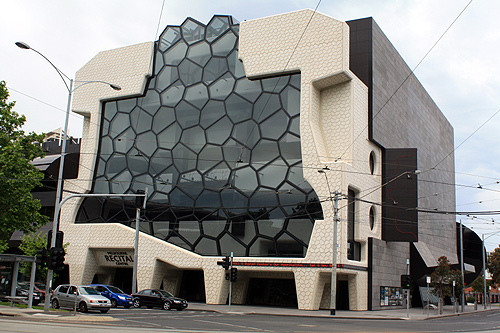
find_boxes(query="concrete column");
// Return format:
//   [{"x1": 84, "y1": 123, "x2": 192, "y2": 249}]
[
  {"x1": 204, "y1": 267, "x2": 229, "y2": 304},
  {"x1": 349, "y1": 272, "x2": 368, "y2": 310},
  {"x1": 294, "y1": 269, "x2": 325, "y2": 310}
]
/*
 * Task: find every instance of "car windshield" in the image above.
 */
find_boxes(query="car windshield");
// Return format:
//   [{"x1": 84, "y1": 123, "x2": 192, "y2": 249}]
[
  {"x1": 79, "y1": 286, "x2": 100, "y2": 295},
  {"x1": 108, "y1": 286, "x2": 125, "y2": 294},
  {"x1": 35, "y1": 282, "x2": 46, "y2": 289},
  {"x1": 158, "y1": 290, "x2": 174, "y2": 297}
]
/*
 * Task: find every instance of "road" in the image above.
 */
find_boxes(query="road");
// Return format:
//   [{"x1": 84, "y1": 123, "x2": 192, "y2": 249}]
[{"x1": 2, "y1": 308, "x2": 500, "y2": 332}]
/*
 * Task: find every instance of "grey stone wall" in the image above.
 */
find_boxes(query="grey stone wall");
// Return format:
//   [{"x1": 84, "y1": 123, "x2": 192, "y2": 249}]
[
  {"x1": 370, "y1": 20, "x2": 456, "y2": 262},
  {"x1": 347, "y1": 18, "x2": 457, "y2": 262},
  {"x1": 370, "y1": 238, "x2": 408, "y2": 310}
]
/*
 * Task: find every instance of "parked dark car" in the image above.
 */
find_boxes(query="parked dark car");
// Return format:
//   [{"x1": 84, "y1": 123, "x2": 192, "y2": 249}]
[
  {"x1": 131, "y1": 289, "x2": 188, "y2": 311},
  {"x1": 16, "y1": 282, "x2": 43, "y2": 305},
  {"x1": 90, "y1": 284, "x2": 133, "y2": 308}
]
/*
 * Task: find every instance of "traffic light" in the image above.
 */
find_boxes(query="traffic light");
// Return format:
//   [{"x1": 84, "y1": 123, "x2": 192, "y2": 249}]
[
  {"x1": 401, "y1": 274, "x2": 411, "y2": 289},
  {"x1": 221, "y1": 256, "x2": 230, "y2": 270},
  {"x1": 230, "y1": 267, "x2": 238, "y2": 282},
  {"x1": 35, "y1": 248, "x2": 47, "y2": 268},
  {"x1": 225, "y1": 272, "x2": 230, "y2": 280},
  {"x1": 48, "y1": 247, "x2": 65, "y2": 271}
]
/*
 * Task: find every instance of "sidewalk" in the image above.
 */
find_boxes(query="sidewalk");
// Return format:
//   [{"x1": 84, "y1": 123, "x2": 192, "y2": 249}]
[{"x1": 0, "y1": 302, "x2": 497, "y2": 321}]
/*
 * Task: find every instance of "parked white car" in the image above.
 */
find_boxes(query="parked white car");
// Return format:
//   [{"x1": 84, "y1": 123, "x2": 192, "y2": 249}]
[{"x1": 51, "y1": 284, "x2": 111, "y2": 313}]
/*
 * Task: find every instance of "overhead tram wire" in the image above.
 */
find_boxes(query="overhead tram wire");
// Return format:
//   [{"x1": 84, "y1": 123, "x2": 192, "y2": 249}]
[
  {"x1": 431, "y1": 107, "x2": 500, "y2": 170},
  {"x1": 338, "y1": 0, "x2": 475, "y2": 162}
]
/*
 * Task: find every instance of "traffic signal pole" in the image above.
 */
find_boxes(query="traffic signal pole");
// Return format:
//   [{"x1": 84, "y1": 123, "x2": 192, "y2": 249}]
[{"x1": 228, "y1": 252, "x2": 233, "y2": 312}]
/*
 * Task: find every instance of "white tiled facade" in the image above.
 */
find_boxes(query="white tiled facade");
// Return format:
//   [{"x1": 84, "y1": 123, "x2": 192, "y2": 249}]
[{"x1": 61, "y1": 10, "x2": 404, "y2": 311}]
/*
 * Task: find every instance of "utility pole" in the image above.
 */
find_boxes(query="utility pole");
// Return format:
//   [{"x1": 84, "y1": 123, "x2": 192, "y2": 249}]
[
  {"x1": 406, "y1": 259, "x2": 410, "y2": 318},
  {"x1": 460, "y1": 219, "x2": 465, "y2": 312},
  {"x1": 482, "y1": 234, "x2": 487, "y2": 310},
  {"x1": 228, "y1": 252, "x2": 233, "y2": 312}
]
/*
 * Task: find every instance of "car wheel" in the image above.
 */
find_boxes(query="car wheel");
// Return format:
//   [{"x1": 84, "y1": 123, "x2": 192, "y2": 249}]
[
  {"x1": 133, "y1": 299, "x2": 141, "y2": 308},
  {"x1": 163, "y1": 301, "x2": 171, "y2": 311},
  {"x1": 78, "y1": 301, "x2": 88, "y2": 313},
  {"x1": 51, "y1": 299, "x2": 59, "y2": 309},
  {"x1": 111, "y1": 299, "x2": 118, "y2": 308},
  {"x1": 100, "y1": 309, "x2": 109, "y2": 314}
]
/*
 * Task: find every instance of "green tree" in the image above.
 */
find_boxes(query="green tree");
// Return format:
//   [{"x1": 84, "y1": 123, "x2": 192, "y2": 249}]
[
  {"x1": 487, "y1": 246, "x2": 500, "y2": 286},
  {"x1": 431, "y1": 256, "x2": 462, "y2": 314},
  {"x1": 19, "y1": 232, "x2": 49, "y2": 279},
  {"x1": 0, "y1": 80, "x2": 47, "y2": 252}
]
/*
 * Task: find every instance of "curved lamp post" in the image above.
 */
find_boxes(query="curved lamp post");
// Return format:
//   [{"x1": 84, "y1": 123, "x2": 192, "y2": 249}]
[{"x1": 16, "y1": 41, "x2": 121, "y2": 312}]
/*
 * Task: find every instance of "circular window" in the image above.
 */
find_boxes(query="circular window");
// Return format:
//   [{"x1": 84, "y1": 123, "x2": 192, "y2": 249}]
[
  {"x1": 369, "y1": 151, "x2": 375, "y2": 175},
  {"x1": 369, "y1": 206, "x2": 375, "y2": 230}
]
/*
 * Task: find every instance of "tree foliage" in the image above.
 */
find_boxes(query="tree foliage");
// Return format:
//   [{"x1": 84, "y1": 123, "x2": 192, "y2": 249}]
[
  {"x1": 431, "y1": 256, "x2": 463, "y2": 314},
  {"x1": 487, "y1": 246, "x2": 500, "y2": 286},
  {"x1": 19, "y1": 232, "x2": 49, "y2": 278},
  {"x1": 0, "y1": 81, "x2": 47, "y2": 252}
]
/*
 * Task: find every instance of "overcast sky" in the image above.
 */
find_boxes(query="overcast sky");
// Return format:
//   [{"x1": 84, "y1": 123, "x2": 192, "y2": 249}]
[{"x1": 2, "y1": 0, "x2": 499, "y2": 249}]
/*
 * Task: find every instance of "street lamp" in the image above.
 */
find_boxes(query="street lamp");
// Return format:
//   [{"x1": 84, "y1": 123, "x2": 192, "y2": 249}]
[
  {"x1": 318, "y1": 167, "x2": 339, "y2": 316},
  {"x1": 16, "y1": 41, "x2": 121, "y2": 313},
  {"x1": 480, "y1": 230, "x2": 500, "y2": 310}
]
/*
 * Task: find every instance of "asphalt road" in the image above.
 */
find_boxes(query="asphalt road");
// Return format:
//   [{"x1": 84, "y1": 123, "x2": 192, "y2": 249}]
[{"x1": 2, "y1": 308, "x2": 500, "y2": 332}]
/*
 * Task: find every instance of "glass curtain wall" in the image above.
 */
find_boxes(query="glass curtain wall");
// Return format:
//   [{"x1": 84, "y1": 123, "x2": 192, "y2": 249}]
[{"x1": 76, "y1": 15, "x2": 323, "y2": 257}]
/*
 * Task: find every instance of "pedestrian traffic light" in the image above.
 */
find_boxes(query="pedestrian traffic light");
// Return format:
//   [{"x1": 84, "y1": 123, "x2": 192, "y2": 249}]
[
  {"x1": 35, "y1": 248, "x2": 47, "y2": 268},
  {"x1": 230, "y1": 267, "x2": 238, "y2": 282},
  {"x1": 401, "y1": 274, "x2": 411, "y2": 289},
  {"x1": 221, "y1": 256, "x2": 230, "y2": 270},
  {"x1": 48, "y1": 247, "x2": 65, "y2": 271}
]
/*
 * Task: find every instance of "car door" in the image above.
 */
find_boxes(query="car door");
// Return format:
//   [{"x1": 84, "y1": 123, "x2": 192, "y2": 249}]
[
  {"x1": 67, "y1": 285, "x2": 78, "y2": 309},
  {"x1": 57, "y1": 285, "x2": 69, "y2": 307},
  {"x1": 151, "y1": 290, "x2": 163, "y2": 307}
]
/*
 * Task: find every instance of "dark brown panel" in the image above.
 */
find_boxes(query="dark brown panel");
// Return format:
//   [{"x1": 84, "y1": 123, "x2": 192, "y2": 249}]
[{"x1": 382, "y1": 148, "x2": 418, "y2": 242}]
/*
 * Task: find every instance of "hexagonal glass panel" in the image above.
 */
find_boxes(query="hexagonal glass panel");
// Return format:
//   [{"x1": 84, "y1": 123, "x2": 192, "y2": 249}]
[
  {"x1": 187, "y1": 41, "x2": 211, "y2": 66},
  {"x1": 260, "y1": 111, "x2": 289, "y2": 140},
  {"x1": 185, "y1": 83, "x2": 208, "y2": 109},
  {"x1": 234, "y1": 166, "x2": 258, "y2": 192},
  {"x1": 262, "y1": 76, "x2": 290, "y2": 93},
  {"x1": 206, "y1": 116, "x2": 231, "y2": 145},
  {"x1": 161, "y1": 83, "x2": 185, "y2": 107},
  {"x1": 198, "y1": 145, "x2": 223, "y2": 172},
  {"x1": 206, "y1": 16, "x2": 231, "y2": 42},
  {"x1": 180, "y1": 126, "x2": 205, "y2": 153},
  {"x1": 130, "y1": 107, "x2": 153, "y2": 134},
  {"x1": 175, "y1": 101, "x2": 200, "y2": 129},
  {"x1": 200, "y1": 100, "x2": 225, "y2": 129},
  {"x1": 258, "y1": 157, "x2": 288, "y2": 188},
  {"x1": 182, "y1": 18, "x2": 205, "y2": 44},
  {"x1": 159, "y1": 27, "x2": 181, "y2": 51},
  {"x1": 212, "y1": 31, "x2": 237, "y2": 56},
  {"x1": 235, "y1": 79, "x2": 262, "y2": 103},
  {"x1": 225, "y1": 93, "x2": 252, "y2": 123},
  {"x1": 228, "y1": 50, "x2": 245, "y2": 78},
  {"x1": 178, "y1": 59, "x2": 203, "y2": 86},
  {"x1": 156, "y1": 66, "x2": 179, "y2": 92},
  {"x1": 203, "y1": 57, "x2": 228, "y2": 84},
  {"x1": 158, "y1": 122, "x2": 182, "y2": 150},
  {"x1": 136, "y1": 131, "x2": 158, "y2": 157},
  {"x1": 254, "y1": 93, "x2": 281, "y2": 122},
  {"x1": 164, "y1": 41, "x2": 187, "y2": 66},
  {"x1": 281, "y1": 85, "x2": 301, "y2": 117},
  {"x1": 153, "y1": 106, "x2": 176, "y2": 134},
  {"x1": 209, "y1": 74, "x2": 235, "y2": 101}
]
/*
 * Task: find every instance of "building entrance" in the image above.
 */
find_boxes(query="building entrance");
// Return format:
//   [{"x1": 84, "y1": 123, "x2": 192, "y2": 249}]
[
  {"x1": 114, "y1": 268, "x2": 132, "y2": 294},
  {"x1": 246, "y1": 278, "x2": 298, "y2": 307},
  {"x1": 178, "y1": 270, "x2": 205, "y2": 302}
]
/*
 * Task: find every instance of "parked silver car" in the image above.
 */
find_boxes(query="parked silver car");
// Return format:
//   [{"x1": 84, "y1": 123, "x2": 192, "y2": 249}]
[{"x1": 51, "y1": 284, "x2": 111, "y2": 313}]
